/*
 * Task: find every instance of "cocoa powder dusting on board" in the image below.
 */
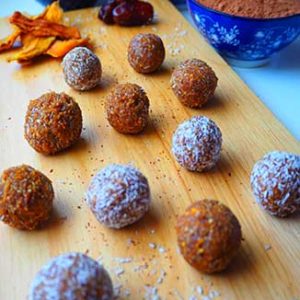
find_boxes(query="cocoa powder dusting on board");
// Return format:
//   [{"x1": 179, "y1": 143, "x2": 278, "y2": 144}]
[{"x1": 197, "y1": 0, "x2": 300, "y2": 18}]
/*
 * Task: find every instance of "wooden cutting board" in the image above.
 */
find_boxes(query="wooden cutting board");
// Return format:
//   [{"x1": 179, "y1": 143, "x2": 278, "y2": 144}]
[{"x1": 0, "y1": 1, "x2": 299, "y2": 299}]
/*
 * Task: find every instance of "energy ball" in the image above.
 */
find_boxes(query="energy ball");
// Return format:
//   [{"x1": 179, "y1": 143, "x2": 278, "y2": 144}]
[
  {"x1": 28, "y1": 252, "x2": 113, "y2": 300},
  {"x1": 172, "y1": 116, "x2": 222, "y2": 172},
  {"x1": 25, "y1": 92, "x2": 82, "y2": 155},
  {"x1": 171, "y1": 58, "x2": 218, "y2": 108},
  {"x1": 128, "y1": 33, "x2": 165, "y2": 74},
  {"x1": 62, "y1": 47, "x2": 102, "y2": 91},
  {"x1": 176, "y1": 199, "x2": 242, "y2": 273},
  {"x1": 86, "y1": 164, "x2": 151, "y2": 229},
  {"x1": 105, "y1": 83, "x2": 149, "y2": 134},
  {"x1": 0, "y1": 165, "x2": 54, "y2": 230},
  {"x1": 251, "y1": 151, "x2": 300, "y2": 217}
]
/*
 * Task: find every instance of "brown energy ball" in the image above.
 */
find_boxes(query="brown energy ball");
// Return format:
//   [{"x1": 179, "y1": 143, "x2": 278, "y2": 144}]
[
  {"x1": 251, "y1": 151, "x2": 300, "y2": 217},
  {"x1": 171, "y1": 58, "x2": 218, "y2": 108},
  {"x1": 105, "y1": 83, "x2": 149, "y2": 134},
  {"x1": 28, "y1": 252, "x2": 113, "y2": 300},
  {"x1": 86, "y1": 164, "x2": 151, "y2": 229},
  {"x1": 176, "y1": 199, "x2": 242, "y2": 273},
  {"x1": 0, "y1": 165, "x2": 54, "y2": 230},
  {"x1": 24, "y1": 92, "x2": 82, "y2": 155},
  {"x1": 62, "y1": 47, "x2": 102, "y2": 91},
  {"x1": 128, "y1": 33, "x2": 165, "y2": 74}
]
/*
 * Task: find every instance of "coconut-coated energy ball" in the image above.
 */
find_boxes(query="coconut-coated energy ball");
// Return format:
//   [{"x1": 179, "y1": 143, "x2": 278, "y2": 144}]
[
  {"x1": 176, "y1": 199, "x2": 242, "y2": 273},
  {"x1": 172, "y1": 116, "x2": 222, "y2": 172},
  {"x1": 28, "y1": 252, "x2": 113, "y2": 300},
  {"x1": 62, "y1": 47, "x2": 102, "y2": 91},
  {"x1": 251, "y1": 151, "x2": 300, "y2": 217},
  {"x1": 0, "y1": 165, "x2": 54, "y2": 230},
  {"x1": 171, "y1": 58, "x2": 218, "y2": 108},
  {"x1": 24, "y1": 92, "x2": 82, "y2": 155},
  {"x1": 128, "y1": 33, "x2": 165, "y2": 74},
  {"x1": 86, "y1": 164, "x2": 151, "y2": 229},
  {"x1": 105, "y1": 83, "x2": 150, "y2": 134}
]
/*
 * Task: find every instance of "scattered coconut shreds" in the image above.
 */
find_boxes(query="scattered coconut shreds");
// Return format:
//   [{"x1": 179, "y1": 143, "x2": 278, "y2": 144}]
[
  {"x1": 114, "y1": 257, "x2": 133, "y2": 264},
  {"x1": 167, "y1": 43, "x2": 185, "y2": 56},
  {"x1": 178, "y1": 29, "x2": 188, "y2": 37},
  {"x1": 156, "y1": 269, "x2": 167, "y2": 285},
  {"x1": 264, "y1": 244, "x2": 272, "y2": 251},
  {"x1": 144, "y1": 285, "x2": 161, "y2": 300},
  {"x1": 123, "y1": 288, "x2": 131, "y2": 297},
  {"x1": 158, "y1": 246, "x2": 167, "y2": 253},
  {"x1": 196, "y1": 286, "x2": 204, "y2": 295},
  {"x1": 55, "y1": 179, "x2": 67, "y2": 185},
  {"x1": 91, "y1": 225, "x2": 221, "y2": 300},
  {"x1": 209, "y1": 290, "x2": 220, "y2": 298},
  {"x1": 159, "y1": 22, "x2": 188, "y2": 56},
  {"x1": 133, "y1": 263, "x2": 149, "y2": 272},
  {"x1": 113, "y1": 283, "x2": 122, "y2": 298},
  {"x1": 63, "y1": 16, "x2": 70, "y2": 24},
  {"x1": 149, "y1": 242, "x2": 157, "y2": 249},
  {"x1": 113, "y1": 282, "x2": 131, "y2": 299},
  {"x1": 71, "y1": 17, "x2": 82, "y2": 27},
  {"x1": 113, "y1": 267, "x2": 125, "y2": 277},
  {"x1": 174, "y1": 288, "x2": 184, "y2": 300}
]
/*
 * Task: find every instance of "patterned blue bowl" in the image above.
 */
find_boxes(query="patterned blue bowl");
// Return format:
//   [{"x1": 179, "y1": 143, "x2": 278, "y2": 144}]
[{"x1": 186, "y1": 0, "x2": 300, "y2": 67}]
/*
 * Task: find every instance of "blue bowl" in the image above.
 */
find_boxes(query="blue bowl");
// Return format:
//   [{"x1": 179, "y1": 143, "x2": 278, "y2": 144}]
[{"x1": 186, "y1": 0, "x2": 300, "y2": 67}]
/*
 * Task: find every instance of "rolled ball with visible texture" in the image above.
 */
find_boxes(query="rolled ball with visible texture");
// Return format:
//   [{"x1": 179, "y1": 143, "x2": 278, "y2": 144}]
[
  {"x1": 172, "y1": 116, "x2": 222, "y2": 172},
  {"x1": 28, "y1": 252, "x2": 113, "y2": 300},
  {"x1": 176, "y1": 199, "x2": 242, "y2": 273},
  {"x1": 62, "y1": 47, "x2": 102, "y2": 91},
  {"x1": 251, "y1": 151, "x2": 300, "y2": 217},
  {"x1": 24, "y1": 91, "x2": 82, "y2": 155},
  {"x1": 171, "y1": 58, "x2": 218, "y2": 108},
  {"x1": 106, "y1": 83, "x2": 149, "y2": 134},
  {"x1": 86, "y1": 164, "x2": 151, "y2": 229},
  {"x1": 0, "y1": 165, "x2": 54, "y2": 230},
  {"x1": 128, "y1": 33, "x2": 165, "y2": 74}
]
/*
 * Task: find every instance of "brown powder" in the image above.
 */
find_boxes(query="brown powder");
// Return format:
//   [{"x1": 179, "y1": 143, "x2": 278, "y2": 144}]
[{"x1": 197, "y1": 0, "x2": 300, "y2": 18}]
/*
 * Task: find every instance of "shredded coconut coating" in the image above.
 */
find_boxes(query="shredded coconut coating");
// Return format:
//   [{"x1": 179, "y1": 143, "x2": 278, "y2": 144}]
[
  {"x1": 0, "y1": 165, "x2": 54, "y2": 230},
  {"x1": 172, "y1": 116, "x2": 222, "y2": 172},
  {"x1": 171, "y1": 58, "x2": 218, "y2": 108},
  {"x1": 128, "y1": 33, "x2": 165, "y2": 74},
  {"x1": 176, "y1": 199, "x2": 242, "y2": 273},
  {"x1": 24, "y1": 92, "x2": 82, "y2": 155},
  {"x1": 105, "y1": 83, "x2": 149, "y2": 134},
  {"x1": 62, "y1": 47, "x2": 102, "y2": 91},
  {"x1": 28, "y1": 252, "x2": 113, "y2": 300},
  {"x1": 86, "y1": 164, "x2": 151, "y2": 229},
  {"x1": 250, "y1": 151, "x2": 300, "y2": 217}
]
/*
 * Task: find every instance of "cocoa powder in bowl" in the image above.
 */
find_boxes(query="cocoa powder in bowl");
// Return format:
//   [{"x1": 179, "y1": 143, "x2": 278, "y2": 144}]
[{"x1": 196, "y1": 0, "x2": 300, "y2": 18}]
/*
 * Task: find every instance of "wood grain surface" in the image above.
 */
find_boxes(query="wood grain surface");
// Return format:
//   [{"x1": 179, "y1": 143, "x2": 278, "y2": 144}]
[{"x1": 0, "y1": 1, "x2": 299, "y2": 299}]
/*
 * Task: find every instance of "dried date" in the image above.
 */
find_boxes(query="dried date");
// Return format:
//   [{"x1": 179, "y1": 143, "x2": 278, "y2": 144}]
[
  {"x1": 113, "y1": 1, "x2": 154, "y2": 26},
  {"x1": 98, "y1": 0, "x2": 125, "y2": 24},
  {"x1": 98, "y1": 0, "x2": 154, "y2": 26}
]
